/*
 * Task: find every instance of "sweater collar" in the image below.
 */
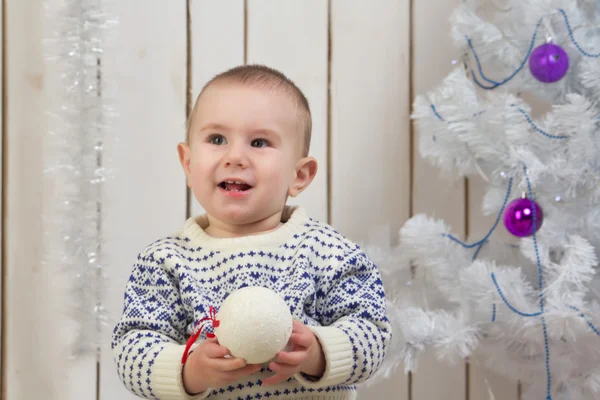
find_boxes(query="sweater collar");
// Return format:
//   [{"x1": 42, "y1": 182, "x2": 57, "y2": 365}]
[{"x1": 182, "y1": 206, "x2": 309, "y2": 250}]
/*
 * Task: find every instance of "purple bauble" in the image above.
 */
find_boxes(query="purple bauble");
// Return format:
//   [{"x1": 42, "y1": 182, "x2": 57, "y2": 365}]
[
  {"x1": 529, "y1": 43, "x2": 569, "y2": 83},
  {"x1": 503, "y1": 198, "x2": 544, "y2": 237}
]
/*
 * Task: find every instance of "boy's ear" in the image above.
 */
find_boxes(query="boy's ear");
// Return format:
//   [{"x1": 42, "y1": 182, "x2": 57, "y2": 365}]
[
  {"x1": 288, "y1": 157, "x2": 318, "y2": 198},
  {"x1": 177, "y1": 142, "x2": 192, "y2": 187}
]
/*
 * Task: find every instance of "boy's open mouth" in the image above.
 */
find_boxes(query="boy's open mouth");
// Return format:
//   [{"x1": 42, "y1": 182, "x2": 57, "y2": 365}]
[{"x1": 219, "y1": 180, "x2": 253, "y2": 192}]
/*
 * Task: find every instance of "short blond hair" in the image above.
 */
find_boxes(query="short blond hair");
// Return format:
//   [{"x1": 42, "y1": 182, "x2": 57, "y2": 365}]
[{"x1": 187, "y1": 64, "x2": 312, "y2": 156}]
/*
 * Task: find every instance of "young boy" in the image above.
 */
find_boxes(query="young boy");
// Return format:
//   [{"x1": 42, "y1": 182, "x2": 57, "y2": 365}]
[{"x1": 111, "y1": 64, "x2": 391, "y2": 399}]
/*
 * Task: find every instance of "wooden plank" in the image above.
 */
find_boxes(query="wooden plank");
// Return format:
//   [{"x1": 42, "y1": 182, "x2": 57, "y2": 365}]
[
  {"x1": 47, "y1": 2, "x2": 102, "y2": 396},
  {"x1": 99, "y1": 1, "x2": 188, "y2": 399},
  {"x1": 4, "y1": 2, "x2": 73, "y2": 399},
  {"x1": 65, "y1": 357, "x2": 97, "y2": 400},
  {"x1": 246, "y1": 0, "x2": 328, "y2": 223},
  {"x1": 0, "y1": 0, "x2": 4, "y2": 395},
  {"x1": 330, "y1": 1, "x2": 410, "y2": 398},
  {"x1": 460, "y1": 2, "x2": 518, "y2": 398},
  {"x1": 468, "y1": 176, "x2": 520, "y2": 400},
  {"x1": 189, "y1": 0, "x2": 245, "y2": 218},
  {"x1": 330, "y1": 0, "x2": 411, "y2": 240},
  {"x1": 410, "y1": 0, "x2": 467, "y2": 399}
]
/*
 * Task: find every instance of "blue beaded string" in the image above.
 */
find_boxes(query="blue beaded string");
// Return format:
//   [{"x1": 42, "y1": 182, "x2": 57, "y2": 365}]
[
  {"x1": 521, "y1": 164, "x2": 552, "y2": 400},
  {"x1": 513, "y1": 106, "x2": 569, "y2": 139},
  {"x1": 468, "y1": 9, "x2": 600, "y2": 90},
  {"x1": 430, "y1": 105, "x2": 486, "y2": 123},
  {"x1": 428, "y1": 9, "x2": 600, "y2": 387},
  {"x1": 491, "y1": 271, "x2": 543, "y2": 317},
  {"x1": 431, "y1": 104, "x2": 445, "y2": 121},
  {"x1": 444, "y1": 178, "x2": 513, "y2": 261},
  {"x1": 430, "y1": 104, "x2": 486, "y2": 122},
  {"x1": 430, "y1": 104, "x2": 569, "y2": 139},
  {"x1": 467, "y1": 26, "x2": 539, "y2": 89},
  {"x1": 558, "y1": 9, "x2": 600, "y2": 58},
  {"x1": 567, "y1": 306, "x2": 600, "y2": 336},
  {"x1": 445, "y1": 164, "x2": 553, "y2": 398}
]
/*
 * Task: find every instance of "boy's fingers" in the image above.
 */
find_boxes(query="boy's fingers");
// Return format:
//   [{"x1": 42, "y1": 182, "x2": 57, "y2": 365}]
[
  {"x1": 230, "y1": 364, "x2": 262, "y2": 379},
  {"x1": 291, "y1": 319, "x2": 307, "y2": 332},
  {"x1": 269, "y1": 362, "x2": 299, "y2": 376},
  {"x1": 210, "y1": 356, "x2": 248, "y2": 371},
  {"x1": 216, "y1": 364, "x2": 261, "y2": 384},
  {"x1": 203, "y1": 343, "x2": 231, "y2": 359},
  {"x1": 274, "y1": 350, "x2": 306, "y2": 366},
  {"x1": 289, "y1": 332, "x2": 313, "y2": 348}
]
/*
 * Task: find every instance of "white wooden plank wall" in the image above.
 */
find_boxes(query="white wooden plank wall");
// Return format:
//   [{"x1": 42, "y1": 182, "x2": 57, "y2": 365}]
[
  {"x1": 1, "y1": 1, "x2": 524, "y2": 400},
  {"x1": 247, "y1": 0, "x2": 329, "y2": 223},
  {"x1": 4, "y1": 2, "x2": 70, "y2": 399},
  {"x1": 189, "y1": 0, "x2": 244, "y2": 218},
  {"x1": 0, "y1": 0, "x2": 3, "y2": 395},
  {"x1": 329, "y1": 1, "x2": 410, "y2": 398},
  {"x1": 330, "y1": 0, "x2": 411, "y2": 241},
  {"x1": 100, "y1": 2, "x2": 188, "y2": 400},
  {"x1": 468, "y1": 176, "x2": 521, "y2": 400},
  {"x1": 410, "y1": 0, "x2": 466, "y2": 398}
]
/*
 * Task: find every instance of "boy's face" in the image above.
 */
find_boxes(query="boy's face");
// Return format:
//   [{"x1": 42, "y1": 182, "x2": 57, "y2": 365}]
[{"x1": 178, "y1": 83, "x2": 316, "y2": 232}]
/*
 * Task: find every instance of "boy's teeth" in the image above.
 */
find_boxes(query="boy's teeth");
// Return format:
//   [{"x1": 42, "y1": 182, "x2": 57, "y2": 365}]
[{"x1": 221, "y1": 181, "x2": 251, "y2": 192}]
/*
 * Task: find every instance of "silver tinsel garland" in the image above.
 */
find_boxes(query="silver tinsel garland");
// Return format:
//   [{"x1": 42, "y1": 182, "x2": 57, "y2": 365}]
[{"x1": 42, "y1": 0, "x2": 117, "y2": 357}]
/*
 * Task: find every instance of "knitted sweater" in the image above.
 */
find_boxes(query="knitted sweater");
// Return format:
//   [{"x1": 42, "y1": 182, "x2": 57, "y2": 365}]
[{"x1": 111, "y1": 206, "x2": 391, "y2": 400}]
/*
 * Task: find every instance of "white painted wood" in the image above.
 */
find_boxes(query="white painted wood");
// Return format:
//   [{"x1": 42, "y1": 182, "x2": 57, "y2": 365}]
[
  {"x1": 330, "y1": 1, "x2": 410, "y2": 399},
  {"x1": 4, "y1": 2, "x2": 72, "y2": 399},
  {"x1": 189, "y1": 0, "x2": 245, "y2": 218},
  {"x1": 410, "y1": 0, "x2": 467, "y2": 399},
  {"x1": 330, "y1": 0, "x2": 410, "y2": 243},
  {"x1": 0, "y1": 1, "x2": 4, "y2": 394},
  {"x1": 246, "y1": 0, "x2": 329, "y2": 223},
  {"x1": 52, "y1": 5, "x2": 101, "y2": 396},
  {"x1": 65, "y1": 357, "x2": 97, "y2": 400},
  {"x1": 0, "y1": 2, "x2": 529, "y2": 400},
  {"x1": 99, "y1": 1, "x2": 188, "y2": 399},
  {"x1": 468, "y1": 175, "x2": 520, "y2": 400},
  {"x1": 458, "y1": 3, "x2": 518, "y2": 399}
]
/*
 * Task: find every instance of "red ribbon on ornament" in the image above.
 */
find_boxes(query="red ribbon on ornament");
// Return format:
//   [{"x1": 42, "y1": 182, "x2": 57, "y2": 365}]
[{"x1": 181, "y1": 306, "x2": 220, "y2": 364}]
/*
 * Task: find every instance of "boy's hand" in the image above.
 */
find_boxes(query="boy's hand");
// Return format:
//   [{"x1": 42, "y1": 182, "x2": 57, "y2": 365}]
[
  {"x1": 183, "y1": 337, "x2": 262, "y2": 394},
  {"x1": 262, "y1": 320, "x2": 325, "y2": 386}
]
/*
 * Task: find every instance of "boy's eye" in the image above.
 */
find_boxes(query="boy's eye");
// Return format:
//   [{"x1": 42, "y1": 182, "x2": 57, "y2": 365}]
[
  {"x1": 208, "y1": 134, "x2": 226, "y2": 145},
  {"x1": 251, "y1": 138, "x2": 269, "y2": 148}
]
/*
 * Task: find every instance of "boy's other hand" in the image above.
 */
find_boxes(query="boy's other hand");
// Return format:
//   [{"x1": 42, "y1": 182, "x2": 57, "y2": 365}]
[
  {"x1": 183, "y1": 337, "x2": 261, "y2": 394},
  {"x1": 262, "y1": 320, "x2": 325, "y2": 386}
]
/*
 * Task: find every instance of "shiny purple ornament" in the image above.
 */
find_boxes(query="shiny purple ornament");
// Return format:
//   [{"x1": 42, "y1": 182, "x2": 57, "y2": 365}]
[
  {"x1": 529, "y1": 43, "x2": 569, "y2": 83},
  {"x1": 503, "y1": 197, "x2": 544, "y2": 237}
]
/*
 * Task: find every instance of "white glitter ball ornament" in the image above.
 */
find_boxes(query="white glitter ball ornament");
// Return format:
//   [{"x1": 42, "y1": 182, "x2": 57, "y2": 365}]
[{"x1": 214, "y1": 286, "x2": 293, "y2": 364}]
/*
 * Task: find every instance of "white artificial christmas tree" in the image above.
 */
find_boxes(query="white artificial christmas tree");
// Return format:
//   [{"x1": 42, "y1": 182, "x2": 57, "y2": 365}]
[{"x1": 370, "y1": 1, "x2": 600, "y2": 399}]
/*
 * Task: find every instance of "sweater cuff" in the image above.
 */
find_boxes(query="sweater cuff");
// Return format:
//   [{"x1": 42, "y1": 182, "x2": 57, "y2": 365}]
[
  {"x1": 152, "y1": 344, "x2": 213, "y2": 400},
  {"x1": 294, "y1": 326, "x2": 353, "y2": 388}
]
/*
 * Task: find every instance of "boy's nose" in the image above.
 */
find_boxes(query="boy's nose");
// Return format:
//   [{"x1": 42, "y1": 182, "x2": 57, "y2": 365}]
[
  {"x1": 225, "y1": 159, "x2": 245, "y2": 168},
  {"x1": 223, "y1": 145, "x2": 248, "y2": 168}
]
